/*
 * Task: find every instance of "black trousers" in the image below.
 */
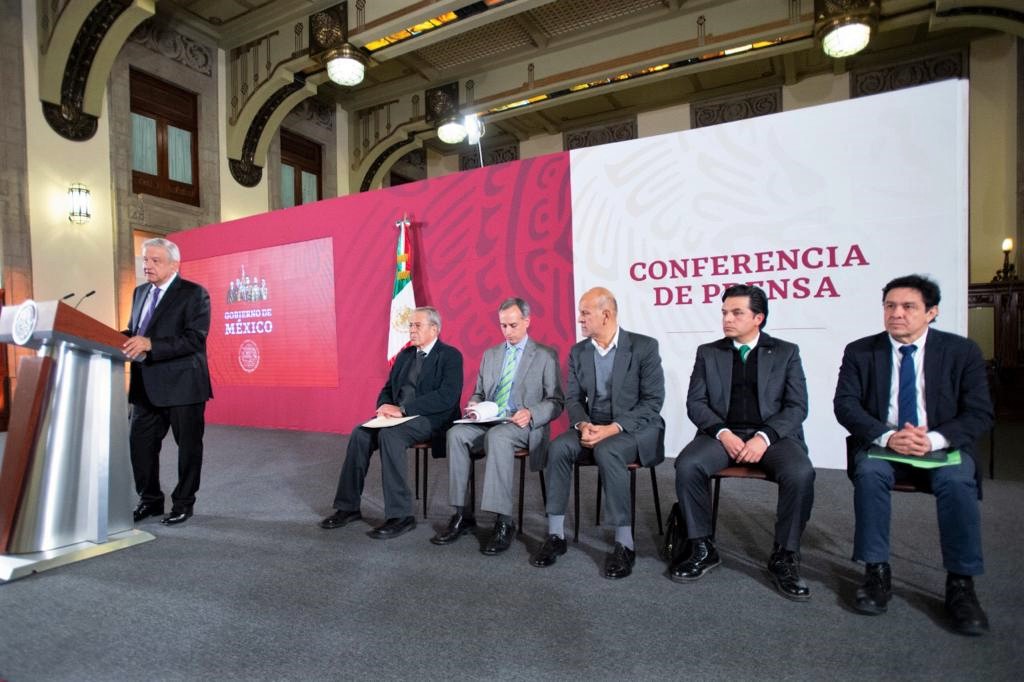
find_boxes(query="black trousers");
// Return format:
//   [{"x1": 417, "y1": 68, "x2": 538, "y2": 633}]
[
  {"x1": 332, "y1": 417, "x2": 433, "y2": 519},
  {"x1": 674, "y1": 434, "x2": 815, "y2": 551},
  {"x1": 130, "y1": 398, "x2": 206, "y2": 512}
]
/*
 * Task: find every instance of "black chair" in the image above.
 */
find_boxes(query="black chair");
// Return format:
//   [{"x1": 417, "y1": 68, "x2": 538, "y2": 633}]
[
  {"x1": 711, "y1": 464, "x2": 928, "y2": 540},
  {"x1": 572, "y1": 453, "x2": 663, "y2": 543}
]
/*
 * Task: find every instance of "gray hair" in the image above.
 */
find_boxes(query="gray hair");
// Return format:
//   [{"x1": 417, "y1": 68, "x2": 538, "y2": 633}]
[
  {"x1": 499, "y1": 297, "x2": 530, "y2": 318},
  {"x1": 415, "y1": 306, "x2": 442, "y2": 332},
  {"x1": 142, "y1": 238, "x2": 181, "y2": 263}
]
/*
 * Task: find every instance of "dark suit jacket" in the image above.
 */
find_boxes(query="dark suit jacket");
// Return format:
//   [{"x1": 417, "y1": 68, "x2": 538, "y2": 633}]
[
  {"x1": 127, "y1": 276, "x2": 212, "y2": 407},
  {"x1": 557, "y1": 329, "x2": 665, "y2": 469},
  {"x1": 833, "y1": 328, "x2": 993, "y2": 490},
  {"x1": 686, "y1": 332, "x2": 808, "y2": 449},
  {"x1": 379, "y1": 340, "x2": 463, "y2": 457}
]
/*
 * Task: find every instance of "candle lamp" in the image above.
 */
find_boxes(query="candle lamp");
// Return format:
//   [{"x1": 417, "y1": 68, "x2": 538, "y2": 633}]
[{"x1": 993, "y1": 237, "x2": 1017, "y2": 282}]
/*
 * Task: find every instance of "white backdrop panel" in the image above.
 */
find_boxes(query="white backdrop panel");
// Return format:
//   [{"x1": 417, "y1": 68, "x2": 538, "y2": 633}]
[{"x1": 569, "y1": 80, "x2": 969, "y2": 469}]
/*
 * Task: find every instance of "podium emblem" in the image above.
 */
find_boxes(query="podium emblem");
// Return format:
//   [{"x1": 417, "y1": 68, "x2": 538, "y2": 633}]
[{"x1": 11, "y1": 299, "x2": 38, "y2": 345}]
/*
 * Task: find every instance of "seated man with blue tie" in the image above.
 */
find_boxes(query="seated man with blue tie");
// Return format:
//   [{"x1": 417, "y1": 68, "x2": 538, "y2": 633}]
[
  {"x1": 671, "y1": 285, "x2": 814, "y2": 600},
  {"x1": 319, "y1": 306, "x2": 463, "y2": 539},
  {"x1": 433, "y1": 297, "x2": 563, "y2": 554},
  {"x1": 834, "y1": 275, "x2": 993, "y2": 635}
]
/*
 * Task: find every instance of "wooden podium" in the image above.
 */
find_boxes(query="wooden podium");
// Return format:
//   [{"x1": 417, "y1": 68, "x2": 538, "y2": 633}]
[{"x1": 0, "y1": 299, "x2": 153, "y2": 581}]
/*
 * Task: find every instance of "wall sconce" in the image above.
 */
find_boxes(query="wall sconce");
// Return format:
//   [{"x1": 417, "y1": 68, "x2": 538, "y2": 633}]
[
  {"x1": 814, "y1": 0, "x2": 879, "y2": 59},
  {"x1": 67, "y1": 182, "x2": 91, "y2": 224},
  {"x1": 993, "y1": 237, "x2": 1017, "y2": 282}
]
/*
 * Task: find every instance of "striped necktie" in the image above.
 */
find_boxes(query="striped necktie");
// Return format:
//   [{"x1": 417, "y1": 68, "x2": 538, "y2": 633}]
[
  {"x1": 138, "y1": 285, "x2": 160, "y2": 336},
  {"x1": 897, "y1": 344, "x2": 918, "y2": 427},
  {"x1": 492, "y1": 346, "x2": 518, "y2": 414}
]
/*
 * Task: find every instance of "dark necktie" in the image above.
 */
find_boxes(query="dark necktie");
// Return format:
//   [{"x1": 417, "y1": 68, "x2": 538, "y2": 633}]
[
  {"x1": 897, "y1": 344, "x2": 918, "y2": 427},
  {"x1": 407, "y1": 350, "x2": 426, "y2": 387},
  {"x1": 137, "y1": 285, "x2": 160, "y2": 336}
]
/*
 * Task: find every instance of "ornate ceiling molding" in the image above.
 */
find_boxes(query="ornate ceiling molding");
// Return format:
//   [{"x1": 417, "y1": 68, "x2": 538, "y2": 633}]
[
  {"x1": 128, "y1": 22, "x2": 213, "y2": 77},
  {"x1": 39, "y1": 0, "x2": 155, "y2": 141}
]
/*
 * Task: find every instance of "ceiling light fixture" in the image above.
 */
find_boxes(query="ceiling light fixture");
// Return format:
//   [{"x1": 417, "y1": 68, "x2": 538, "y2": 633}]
[
  {"x1": 437, "y1": 117, "x2": 467, "y2": 144},
  {"x1": 325, "y1": 44, "x2": 366, "y2": 86},
  {"x1": 814, "y1": 0, "x2": 878, "y2": 59}
]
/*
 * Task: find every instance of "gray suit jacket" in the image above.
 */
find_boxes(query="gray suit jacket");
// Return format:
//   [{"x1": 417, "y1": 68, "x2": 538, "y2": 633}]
[
  {"x1": 470, "y1": 337, "x2": 564, "y2": 465},
  {"x1": 686, "y1": 332, "x2": 808, "y2": 449},
  {"x1": 560, "y1": 329, "x2": 666, "y2": 469}
]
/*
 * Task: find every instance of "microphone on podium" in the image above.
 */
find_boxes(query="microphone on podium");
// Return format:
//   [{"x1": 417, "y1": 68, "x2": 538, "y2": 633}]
[
  {"x1": 61, "y1": 292, "x2": 75, "y2": 301},
  {"x1": 74, "y1": 290, "x2": 96, "y2": 310}
]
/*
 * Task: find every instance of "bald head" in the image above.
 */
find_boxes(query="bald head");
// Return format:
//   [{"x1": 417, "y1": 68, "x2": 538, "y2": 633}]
[{"x1": 577, "y1": 287, "x2": 618, "y2": 344}]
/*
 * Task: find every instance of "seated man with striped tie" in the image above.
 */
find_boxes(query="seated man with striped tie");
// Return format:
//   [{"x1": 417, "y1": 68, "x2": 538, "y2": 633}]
[
  {"x1": 433, "y1": 298, "x2": 563, "y2": 554},
  {"x1": 834, "y1": 275, "x2": 993, "y2": 635}
]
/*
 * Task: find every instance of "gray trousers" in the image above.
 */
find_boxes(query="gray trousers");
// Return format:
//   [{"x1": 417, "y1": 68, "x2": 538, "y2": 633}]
[
  {"x1": 332, "y1": 417, "x2": 433, "y2": 519},
  {"x1": 447, "y1": 422, "x2": 530, "y2": 517},
  {"x1": 674, "y1": 434, "x2": 815, "y2": 551},
  {"x1": 544, "y1": 428, "x2": 640, "y2": 527}
]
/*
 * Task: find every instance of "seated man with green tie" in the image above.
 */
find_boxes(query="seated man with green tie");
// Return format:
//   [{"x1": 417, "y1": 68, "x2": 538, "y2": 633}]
[
  {"x1": 672, "y1": 285, "x2": 815, "y2": 600},
  {"x1": 432, "y1": 298, "x2": 563, "y2": 554},
  {"x1": 834, "y1": 275, "x2": 993, "y2": 635}
]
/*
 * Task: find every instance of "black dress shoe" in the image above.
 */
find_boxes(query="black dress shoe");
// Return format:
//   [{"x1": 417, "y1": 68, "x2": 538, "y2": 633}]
[
  {"x1": 946, "y1": 575, "x2": 989, "y2": 636},
  {"x1": 766, "y1": 545, "x2": 810, "y2": 601},
  {"x1": 603, "y1": 542, "x2": 636, "y2": 580},
  {"x1": 319, "y1": 510, "x2": 362, "y2": 529},
  {"x1": 133, "y1": 502, "x2": 164, "y2": 523},
  {"x1": 669, "y1": 536, "x2": 720, "y2": 582},
  {"x1": 529, "y1": 534, "x2": 567, "y2": 567},
  {"x1": 854, "y1": 562, "x2": 892, "y2": 615},
  {"x1": 430, "y1": 512, "x2": 476, "y2": 545},
  {"x1": 481, "y1": 519, "x2": 515, "y2": 555},
  {"x1": 161, "y1": 510, "x2": 192, "y2": 525},
  {"x1": 367, "y1": 516, "x2": 416, "y2": 540}
]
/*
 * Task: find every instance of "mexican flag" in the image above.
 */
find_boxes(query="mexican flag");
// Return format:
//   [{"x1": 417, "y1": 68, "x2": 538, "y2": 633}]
[{"x1": 387, "y1": 219, "x2": 416, "y2": 364}]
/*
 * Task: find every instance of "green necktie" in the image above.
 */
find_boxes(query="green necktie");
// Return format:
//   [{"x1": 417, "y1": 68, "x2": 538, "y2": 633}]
[
  {"x1": 492, "y1": 346, "x2": 518, "y2": 413},
  {"x1": 739, "y1": 344, "x2": 751, "y2": 363}
]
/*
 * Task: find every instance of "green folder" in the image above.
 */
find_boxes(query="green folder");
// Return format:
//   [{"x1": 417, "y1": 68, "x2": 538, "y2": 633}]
[{"x1": 867, "y1": 446, "x2": 961, "y2": 469}]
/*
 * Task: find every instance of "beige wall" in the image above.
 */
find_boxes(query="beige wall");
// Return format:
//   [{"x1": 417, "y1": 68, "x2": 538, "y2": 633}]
[
  {"x1": 217, "y1": 49, "x2": 269, "y2": 222},
  {"x1": 969, "y1": 34, "x2": 1018, "y2": 283},
  {"x1": 637, "y1": 102, "x2": 691, "y2": 138},
  {"x1": 21, "y1": 0, "x2": 117, "y2": 326},
  {"x1": 519, "y1": 132, "x2": 563, "y2": 159},
  {"x1": 783, "y1": 71, "x2": 850, "y2": 111}
]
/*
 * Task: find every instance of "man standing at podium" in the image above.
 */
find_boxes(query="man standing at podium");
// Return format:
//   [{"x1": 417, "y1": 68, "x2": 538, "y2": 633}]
[{"x1": 123, "y1": 238, "x2": 212, "y2": 526}]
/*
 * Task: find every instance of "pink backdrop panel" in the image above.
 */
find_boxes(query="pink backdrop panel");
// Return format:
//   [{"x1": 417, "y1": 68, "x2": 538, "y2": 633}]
[{"x1": 172, "y1": 152, "x2": 574, "y2": 434}]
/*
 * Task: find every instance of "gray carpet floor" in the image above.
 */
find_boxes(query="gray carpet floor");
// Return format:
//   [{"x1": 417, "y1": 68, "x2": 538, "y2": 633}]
[{"x1": 0, "y1": 424, "x2": 1022, "y2": 681}]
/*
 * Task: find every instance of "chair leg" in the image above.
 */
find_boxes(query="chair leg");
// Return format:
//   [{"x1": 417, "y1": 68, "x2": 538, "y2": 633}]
[
  {"x1": 539, "y1": 471, "x2": 547, "y2": 506},
  {"x1": 469, "y1": 458, "x2": 477, "y2": 515},
  {"x1": 650, "y1": 466, "x2": 663, "y2": 535},
  {"x1": 629, "y1": 468, "x2": 637, "y2": 535},
  {"x1": 414, "y1": 448, "x2": 421, "y2": 500},
  {"x1": 595, "y1": 471, "x2": 602, "y2": 527},
  {"x1": 573, "y1": 464, "x2": 580, "y2": 543},
  {"x1": 989, "y1": 425, "x2": 996, "y2": 479},
  {"x1": 422, "y1": 449, "x2": 429, "y2": 519},
  {"x1": 517, "y1": 456, "x2": 526, "y2": 533},
  {"x1": 710, "y1": 477, "x2": 721, "y2": 541}
]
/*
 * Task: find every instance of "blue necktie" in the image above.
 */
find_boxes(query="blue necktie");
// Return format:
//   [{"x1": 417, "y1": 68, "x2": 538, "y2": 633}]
[
  {"x1": 137, "y1": 286, "x2": 160, "y2": 336},
  {"x1": 897, "y1": 344, "x2": 918, "y2": 427}
]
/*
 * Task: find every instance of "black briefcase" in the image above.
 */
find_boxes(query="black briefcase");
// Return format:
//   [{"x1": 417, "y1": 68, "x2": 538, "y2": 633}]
[{"x1": 660, "y1": 502, "x2": 689, "y2": 564}]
